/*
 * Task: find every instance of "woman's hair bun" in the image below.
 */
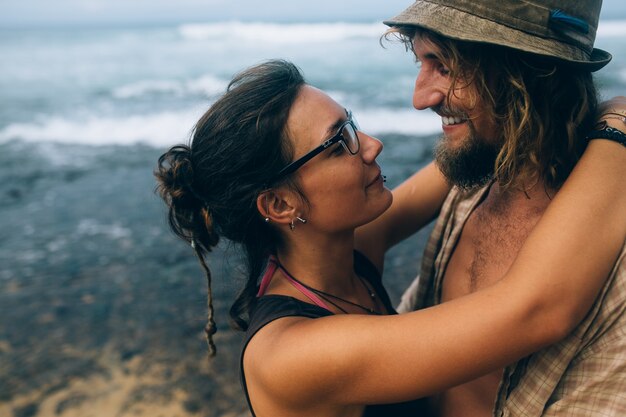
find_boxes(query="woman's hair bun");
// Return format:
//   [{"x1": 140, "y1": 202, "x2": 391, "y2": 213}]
[
  {"x1": 156, "y1": 145, "x2": 199, "y2": 206},
  {"x1": 155, "y1": 144, "x2": 219, "y2": 250}
]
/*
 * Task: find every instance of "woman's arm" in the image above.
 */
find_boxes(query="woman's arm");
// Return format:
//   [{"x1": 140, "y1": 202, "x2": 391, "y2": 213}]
[
  {"x1": 355, "y1": 161, "x2": 450, "y2": 271},
  {"x1": 248, "y1": 137, "x2": 626, "y2": 407}
]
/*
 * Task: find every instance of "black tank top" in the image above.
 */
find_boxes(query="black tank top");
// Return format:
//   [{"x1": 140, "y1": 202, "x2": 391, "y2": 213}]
[{"x1": 240, "y1": 251, "x2": 428, "y2": 417}]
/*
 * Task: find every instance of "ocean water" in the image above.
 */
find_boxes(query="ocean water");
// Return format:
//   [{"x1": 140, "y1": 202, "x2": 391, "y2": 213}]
[
  {"x1": 0, "y1": 20, "x2": 625, "y2": 417},
  {"x1": 1, "y1": 20, "x2": 624, "y2": 149}
]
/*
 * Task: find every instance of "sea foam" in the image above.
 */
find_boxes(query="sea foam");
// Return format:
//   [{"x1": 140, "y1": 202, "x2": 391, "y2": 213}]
[
  {"x1": 353, "y1": 107, "x2": 441, "y2": 137},
  {"x1": 0, "y1": 108, "x2": 204, "y2": 147},
  {"x1": 112, "y1": 74, "x2": 228, "y2": 99},
  {"x1": 0, "y1": 106, "x2": 440, "y2": 147},
  {"x1": 176, "y1": 19, "x2": 626, "y2": 44},
  {"x1": 178, "y1": 21, "x2": 386, "y2": 44}
]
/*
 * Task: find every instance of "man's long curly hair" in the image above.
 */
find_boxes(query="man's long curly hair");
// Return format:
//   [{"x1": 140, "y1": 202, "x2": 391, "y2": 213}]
[{"x1": 387, "y1": 27, "x2": 599, "y2": 191}]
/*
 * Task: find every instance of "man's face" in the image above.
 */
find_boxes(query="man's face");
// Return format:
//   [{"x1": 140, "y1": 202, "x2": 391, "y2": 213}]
[{"x1": 412, "y1": 35, "x2": 500, "y2": 189}]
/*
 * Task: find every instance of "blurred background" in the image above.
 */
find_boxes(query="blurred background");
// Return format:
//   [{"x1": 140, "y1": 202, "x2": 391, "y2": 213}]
[{"x1": 1, "y1": 1, "x2": 624, "y2": 416}]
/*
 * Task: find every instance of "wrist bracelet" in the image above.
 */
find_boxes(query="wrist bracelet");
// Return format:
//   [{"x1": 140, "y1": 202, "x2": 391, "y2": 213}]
[
  {"x1": 585, "y1": 125, "x2": 626, "y2": 148},
  {"x1": 600, "y1": 109, "x2": 626, "y2": 118},
  {"x1": 598, "y1": 113, "x2": 626, "y2": 125}
]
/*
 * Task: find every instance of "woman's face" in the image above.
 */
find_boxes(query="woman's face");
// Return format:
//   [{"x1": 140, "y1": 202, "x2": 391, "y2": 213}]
[{"x1": 284, "y1": 85, "x2": 392, "y2": 233}]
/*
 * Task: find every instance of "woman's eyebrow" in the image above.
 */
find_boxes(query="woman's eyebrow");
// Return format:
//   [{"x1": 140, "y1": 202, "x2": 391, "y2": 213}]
[
  {"x1": 324, "y1": 118, "x2": 344, "y2": 138},
  {"x1": 323, "y1": 109, "x2": 349, "y2": 138}
]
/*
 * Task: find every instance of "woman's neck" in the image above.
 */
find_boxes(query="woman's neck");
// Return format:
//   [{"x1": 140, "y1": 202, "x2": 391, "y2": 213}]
[{"x1": 276, "y1": 230, "x2": 357, "y2": 297}]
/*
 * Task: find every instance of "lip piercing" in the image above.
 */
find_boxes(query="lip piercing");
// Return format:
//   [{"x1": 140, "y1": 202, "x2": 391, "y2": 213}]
[{"x1": 382, "y1": 175, "x2": 387, "y2": 183}]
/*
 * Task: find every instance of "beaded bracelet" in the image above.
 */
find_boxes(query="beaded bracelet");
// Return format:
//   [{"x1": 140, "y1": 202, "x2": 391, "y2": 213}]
[{"x1": 585, "y1": 125, "x2": 626, "y2": 148}]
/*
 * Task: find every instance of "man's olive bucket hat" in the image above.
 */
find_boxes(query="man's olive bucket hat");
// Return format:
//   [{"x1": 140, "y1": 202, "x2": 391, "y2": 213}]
[{"x1": 384, "y1": 0, "x2": 611, "y2": 71}]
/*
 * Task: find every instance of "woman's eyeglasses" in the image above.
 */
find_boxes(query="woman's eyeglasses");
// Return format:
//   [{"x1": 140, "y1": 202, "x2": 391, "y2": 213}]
[{"x1": 270, "y1": 110, "x2": 360, "y2": 183}]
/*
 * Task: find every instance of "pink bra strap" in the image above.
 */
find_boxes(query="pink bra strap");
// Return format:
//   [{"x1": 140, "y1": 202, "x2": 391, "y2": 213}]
[
  {"x1": 257, "y1": 258, "x2": 278, "y2": 297},
  {"x1": 279, "y1": 270, "x2": 331, "y2": 310},
  {"x1": 257, "y1": 256, "x2": 331, "y2": 311}
]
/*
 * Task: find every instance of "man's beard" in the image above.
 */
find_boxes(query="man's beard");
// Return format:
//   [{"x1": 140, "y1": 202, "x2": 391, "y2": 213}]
[{"x1": 434, "y1": 126, "x2": 499, "y2": 191}]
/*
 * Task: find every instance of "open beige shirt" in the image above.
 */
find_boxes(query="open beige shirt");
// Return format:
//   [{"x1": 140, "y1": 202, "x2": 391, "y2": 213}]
[{"x1": 397, "y1": 186, "x2": 626, "y2": 417}]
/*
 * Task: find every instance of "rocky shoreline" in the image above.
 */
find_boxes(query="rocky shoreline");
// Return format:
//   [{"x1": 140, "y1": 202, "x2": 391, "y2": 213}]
[{"x1": 0, "y1": 136, "x2": 434, "y2": 417}]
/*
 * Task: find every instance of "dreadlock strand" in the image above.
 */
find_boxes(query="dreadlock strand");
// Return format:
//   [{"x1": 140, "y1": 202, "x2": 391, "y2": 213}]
[{"x1": 192, "y1": 239, "x2": 217, "y2": 358}]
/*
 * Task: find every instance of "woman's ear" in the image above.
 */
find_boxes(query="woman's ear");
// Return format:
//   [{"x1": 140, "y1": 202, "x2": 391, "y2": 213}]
[{"x1": 256, "y1": 190, "x2": 298, "y2": 226}]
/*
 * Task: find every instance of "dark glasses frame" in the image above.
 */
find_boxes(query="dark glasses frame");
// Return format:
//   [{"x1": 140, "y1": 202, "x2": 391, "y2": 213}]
[{"x1": 269, "y1": 110, "x2": 360, "y2": 183}]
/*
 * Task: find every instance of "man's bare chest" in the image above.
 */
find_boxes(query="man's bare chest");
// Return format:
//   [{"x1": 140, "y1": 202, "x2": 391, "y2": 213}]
[{"x1": 441, "y1": 202, "x2": 545, "y2": 301}]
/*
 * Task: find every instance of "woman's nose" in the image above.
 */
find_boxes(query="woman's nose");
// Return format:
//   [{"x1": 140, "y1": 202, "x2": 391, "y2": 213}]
[{"x1": 359, "y1": 131, "x2": 383, "y2": 164}]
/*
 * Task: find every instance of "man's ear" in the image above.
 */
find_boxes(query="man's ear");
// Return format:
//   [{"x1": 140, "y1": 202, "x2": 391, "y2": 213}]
[{"x1": 256, "y1": 190, "x2": 298, "y2": 226}]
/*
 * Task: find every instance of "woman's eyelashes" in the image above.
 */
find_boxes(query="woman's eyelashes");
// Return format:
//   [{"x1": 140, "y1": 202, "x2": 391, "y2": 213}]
[{"x1": 331, "y1": 143, "x2": 346, "y2": 156}]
